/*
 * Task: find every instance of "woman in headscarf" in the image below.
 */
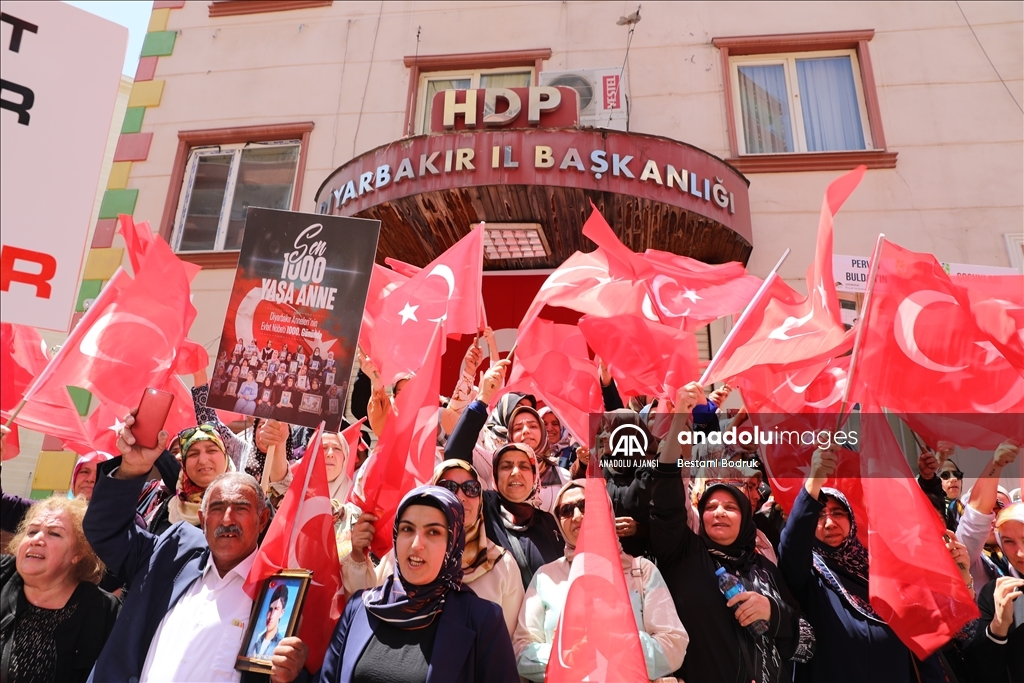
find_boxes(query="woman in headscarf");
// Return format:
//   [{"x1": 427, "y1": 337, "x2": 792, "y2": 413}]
[
  {"x1": 445, "y1": 384, "x2": 534, "y2": 491},
  {"x1": 507, "y1": 405, "x2": 569, "y2": 514},
  {"x1": 650, "y1": 383, "x2": 814, "y2": 683},
  {"x1": 778, "y1": 446, "x2": 947, "y2": 682},
  {"x1": 538, "y1": 407, "x2": 575, "y2": 469},
  {"x1": 513, "y1": 479, "x2": 689, "y2": 681},
  {"x1": 318, "y1": 486, "x2": 519, "y2": 683},
  {"x1": 341, "y1": 461, "x2": 525, "y2": 635}
]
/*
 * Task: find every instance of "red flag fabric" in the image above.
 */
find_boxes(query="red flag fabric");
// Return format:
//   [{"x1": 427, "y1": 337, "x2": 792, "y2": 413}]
[
  {"x1": 383, "y1": 257, "x2": 421, "y2": 279},
  {"x1": 848, "y1": 239, "x2": 1023, "y2": 447},
  {"x1": 498, "y1": 318, "x2": 602, "y2": 448},
  {"x1": 117, "y1": 214, "x2": 202, "y2": 283},
  {"x1": 545, "y1": 479, "x2": 648, "y2": 683},
  {"x1": 641, "y1": 250, "x2": 762, "y2": 332},
  {"x1": 0, "y1": 323, "x2": 52, "y2": 459},
  {"x1": 340, "y1": 417, "x2": 367, "y2": 482},
  {"x1": 859, "y1": 410, "x2": 978, "y2": 658},
  {"x1": 359, "y1": 264, "x2": 410, "y2": 359},
  {"x1": 578, "y1": 314, "x2": 699, "y2": 399},
  {"x1": 348, "y1": 326, "x2": 442, "y2": 557},
  {"x1": 580, "y1": 200, "x2": 654, "y2": 281},
  {"x1": 370, "y1": 227, "x2": 483, "y2": 384},
  {"x1": 703, "y1": 167, "x2": 865, "y2": 385},
  {"x1": 21, "y1": 239, "x2": 198, "y2": 435},
  {"x1": 245, "y1": 426, "x2": 344, "y2": 672},
  {"x1": 951, "y1": 272, "x2": 1024, "y2": 373}
]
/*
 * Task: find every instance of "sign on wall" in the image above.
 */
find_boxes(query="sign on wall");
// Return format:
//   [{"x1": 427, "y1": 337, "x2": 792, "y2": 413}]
[
  {"x1": 0, "y1": 2, "x2": 126, "y2": 331},
  {"x1": 206, "y1": 208, "x2": 380, "y2": 431},
  {"x1": 833, "y1": 254, "x2": 1019, "y2": 293}
]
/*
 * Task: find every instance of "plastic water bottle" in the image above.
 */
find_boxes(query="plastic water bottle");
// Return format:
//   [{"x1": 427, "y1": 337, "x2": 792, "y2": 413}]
[{"x1": 716, "y1": 566, "x2": 769, "y2": 637}]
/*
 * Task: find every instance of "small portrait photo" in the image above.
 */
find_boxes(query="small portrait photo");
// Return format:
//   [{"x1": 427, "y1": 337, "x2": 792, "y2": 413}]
[
  {"x1": 225, "y1": 381, "x2": 238, "y2": 397},
  {"x1": 296, "y1": 374, "x2": 309, "y2": 390},
  {"x1": 298, "y1": 393, "x2": 323, "y2": 415},
  {"x1": 295, "y1": 352, "x2": 306, "y2": 365},
  {"x1": 279, "y1": 391, "x2": 293, "y2": 407},
  {"x1": 328, "y1": 398, "x2": 340, "y2": 415},
  {"x1": 310, "y1": 360, "x2": 320, "y2": 371},
  {"x1": 211, "y1": 377, "x2": 225, "y2": 395},
  {"x1": 256, "y1": 370, "x2": 267, "y2": 383},
  {"x1": 288, "y1": 361, "x2": 298, "y2": 374},
  {"x1": 324, "y1": 372, "x2": 335, "y2": 386},
  {"x1": 261, "y1": 389, "x2": 273, "y2": 403},
  {"x1": 236, "y1": 570, "x2": 310, "y2": 674}
]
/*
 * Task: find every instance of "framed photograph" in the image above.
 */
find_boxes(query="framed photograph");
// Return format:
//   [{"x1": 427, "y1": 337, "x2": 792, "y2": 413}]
[
  {"x1": 226, "y1": 381, "x2": 238, "y2": 397},
  {"x1": 236, "y1": 569, "x2": 311, "y2": 674},
  {"x1": 279, "y1": 391, "x2": 292, "y2": 407},
  {"x1": 261, "y1": 389, "x2": 272, "y2": 403},
  {"x1": 328, "y1": 398, "x2": 340, "y2": 414},
  {"x1": 288, "y1": 361, "x2": 298, "y2": 374},
  {"x1": 256, "y1": 370, "x2": 267, "y2": 383},
  {"x1": 296, "y1": 375, "x2": 309, "y2": 390},
  {"x1": 324, "y1": 372, "x2": 335, "y2": 386},
  {"x1": 310, "y1": 360, "x2": 320, "y2": 371},
  {"x1": 299, "y1": 393, "x2": 323, "y2": 414},
  {"x1": 296, "y1": 353, "x2": 306, "y2": 365},
  {"x1": 211, "y1": 377, "x2": 225, "y2": 394}
]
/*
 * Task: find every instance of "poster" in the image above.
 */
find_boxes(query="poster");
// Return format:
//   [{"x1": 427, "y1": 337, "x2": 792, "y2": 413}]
[
  {"x1": 207, "y1": 208, "x2": 380, "y2": 430},
  {"x1": 1, "y1": 1, "x2": 126, "y2": 331}
]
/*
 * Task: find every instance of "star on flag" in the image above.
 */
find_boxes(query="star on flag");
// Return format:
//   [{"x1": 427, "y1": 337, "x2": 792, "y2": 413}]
[{"x1": 398, "y1": 303, "x2": 419, "y2": 324}]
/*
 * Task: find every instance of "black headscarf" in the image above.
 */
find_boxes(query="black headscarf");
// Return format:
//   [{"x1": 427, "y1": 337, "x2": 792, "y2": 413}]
[
  {"x1": 492, "y1": 443, "x2": 541, "y2": 531},
  {"x1": 484, "y1": 392, "x2": 533, "y2": 442},
  {"x1": 363, "y1": 486, "x2": 467, "y2": 629},
  {"x1": 698, "y1": 483, "x2": 758, "y2": 572},
  {"x1": 811, "y1": 487, "x2": 881, "y2": 621}
]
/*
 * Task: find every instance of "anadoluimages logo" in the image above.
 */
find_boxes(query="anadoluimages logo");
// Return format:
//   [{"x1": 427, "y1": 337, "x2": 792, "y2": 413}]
[{"x1": 610, "y1": 423, "x2": 649, "y2": 458}]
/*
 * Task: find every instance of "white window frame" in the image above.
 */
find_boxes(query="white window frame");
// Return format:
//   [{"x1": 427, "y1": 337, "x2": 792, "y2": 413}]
[
  {"x1": 172, "y1": 139, "x2": 301, "y2": 252},
  {"x1": 729, "y1": 49, "x2": 873, "y2": 155},
  {"x1": 416, "y1": 67, "x2": 535, "y2": 134}
]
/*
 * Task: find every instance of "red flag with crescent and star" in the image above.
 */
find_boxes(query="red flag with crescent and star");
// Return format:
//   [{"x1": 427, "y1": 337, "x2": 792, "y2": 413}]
[
  {"x1": 359, "y1": 264, "x2": 410, "y2": 360},
  {"x1": 370, "y1": 226, "x2": 484, "y2": 385},
  {"x1": 348, "y1": 325, "x2": 443, "y2": 557},
  {"x1": 245, "y1": 425, "x2": 343, "y2": 673},
  {"x1": 702, "y1": 166, "x2": 866, "y2": 386},
  {"x1": 848, "y1": 239, "x2": 1024, "y2": 447}
]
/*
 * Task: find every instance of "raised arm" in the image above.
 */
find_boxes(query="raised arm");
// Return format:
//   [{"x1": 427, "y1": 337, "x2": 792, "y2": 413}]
[
  {"x1": 444, "y1": 360, "x2": 508, "y2": 464},
  {"x1": 649, "y1": 383, "x2": 702, "y2": 565},
  {"x1": 779, "y1": 447, "x2": 836, "y2": 597}
]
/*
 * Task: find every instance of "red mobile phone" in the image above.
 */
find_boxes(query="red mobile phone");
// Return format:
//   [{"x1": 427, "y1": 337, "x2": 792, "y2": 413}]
[{"x1": 133, "y1": 387, "x2": 174, "y2": 449}]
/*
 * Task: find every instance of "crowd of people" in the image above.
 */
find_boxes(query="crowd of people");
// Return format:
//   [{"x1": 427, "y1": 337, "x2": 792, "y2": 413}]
[{"x1": 0, "y1": 334, "x2": 1021, "y2": 683}]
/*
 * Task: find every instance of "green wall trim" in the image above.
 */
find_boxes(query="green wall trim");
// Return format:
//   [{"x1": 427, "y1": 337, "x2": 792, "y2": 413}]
[
  {"x1": 66, "y1": 386, "x2": 92, "y2": 417},
  {"x1": 76, "y1": 280, "x2": 103, "y2": 312},
  {"x1": 141, "y1": 31, "x2": 176, "y2": 57},
  {"x1": 121, "y1": 107, "x2": 146, "y2": 134},
  {"x1": 98, "y1": 189, "x2": 138, "y2": 219}
]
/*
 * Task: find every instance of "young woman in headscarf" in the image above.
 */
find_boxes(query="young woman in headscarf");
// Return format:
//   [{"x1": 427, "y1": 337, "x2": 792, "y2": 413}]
[
  {"x1": 778, "y1": 446, "x2": 947, "y2": 682},
  {"x1": 513, "y1": 479, "x2": 689, "y2": 681},
  {"x1": 506, "y1": 405, "x2": 569, "y2": 514},
  {"x1": 650, "y1": 383, "x2": 814, "y2": 683},
  {"x1": 538, "y1": 407, "x2": 575, "y2": 469},
  {"x1": 341, "y1": 461, "x2": 525, "y2": 634},
  {"x1": 318, "y1": 485, "x2": 519, "y2": 683}
]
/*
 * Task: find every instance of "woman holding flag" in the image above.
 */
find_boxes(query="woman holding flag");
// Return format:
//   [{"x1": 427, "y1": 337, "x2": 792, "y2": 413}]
[{"x1": 317, "y1": 485, "x2": 518, "y2": 682}]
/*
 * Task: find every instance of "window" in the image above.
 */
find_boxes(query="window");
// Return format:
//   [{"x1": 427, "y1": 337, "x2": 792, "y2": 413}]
[
  {"x1": 713, "y1": 31, "x2": 896, "y2": 173},
  {"x1": 416, "y1": 68, "x2": 533, "y2": 134},
  {"x1": 160, "y1": 122, "x2": 313, "y2": 268},
  {"x1": 173, "y1": 141, "x2": 300, "y2": 252},
  {"x1": 732, "y1": 51, "x2": 871, "y2": 155}
]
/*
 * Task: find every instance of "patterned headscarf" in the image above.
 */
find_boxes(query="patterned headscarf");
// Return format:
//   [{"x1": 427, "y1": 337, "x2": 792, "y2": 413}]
[
  {"x1": 430, "y1": 460, "x2": 504, "y2": 580},
  {"x1": 363, "y1": 485, "x2": 467, "y2": 629},
  {"x1": 812, "y1": 487, "x2": 881, "y2": 622},
  {"x1": 482, "y1": 392, "x2": 535, "y2": 451},
  {"x1": 697, "y1": 483, "x2": 758, "y2": 572}
]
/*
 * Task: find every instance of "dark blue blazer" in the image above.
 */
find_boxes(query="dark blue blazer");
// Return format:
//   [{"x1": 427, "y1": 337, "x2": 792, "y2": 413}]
[
  {"x1": 83, "y1": 459, "x2": 284, "y2": 683},
  {"x1": 317, "y1": 589, "x2": 519, "y2": 683}
]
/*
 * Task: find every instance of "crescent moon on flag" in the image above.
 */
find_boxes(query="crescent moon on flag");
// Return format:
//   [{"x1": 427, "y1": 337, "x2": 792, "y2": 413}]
[
  {"x1": 804, "y1": 367, "x2": 847, "y2": 409},
  {"x1": 80, "y1": 311, "x2": 175, "y2": 370},
  {"x1": 651, "y1": 275, "x2": 689, "y2": 318},
  {"x1": 641, "y1": 293, "x2": 660, "y2": 322},
  {"x1": 425, "y1": 265, "x2": 456, "y2": 323},
  {"x1": 893, "y1": 291, "x2": 969, "y2": 373},
  {"x1": 970, "y1": 373, "x2": 1024, "y2": 413},
  {"x1": 539, "y1": 265, "x2": 607, "y2": 291}
]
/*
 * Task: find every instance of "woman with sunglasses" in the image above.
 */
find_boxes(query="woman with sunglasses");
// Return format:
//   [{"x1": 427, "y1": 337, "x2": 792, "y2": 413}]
[
  {"x1": 343, "y1": 461, "x2": 525, "y2": 635},
  {"x1": 318, "y1": 486, "x2": 519, "y2": 683},
  {"x1": 513, "y1": 479, "x2": 689, "y2": 681},
  {"x1": 777, "y1": 446, "x2": 947, "y2": 682}
]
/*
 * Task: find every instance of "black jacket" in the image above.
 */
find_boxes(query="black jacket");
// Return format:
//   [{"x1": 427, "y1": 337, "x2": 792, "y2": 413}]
[
  {"x1": 967, "y1": 576, "x2": 1023, "y2": 683},
  {"x1": 0, "y1": 555, "x2": 120, "y2": 683}
]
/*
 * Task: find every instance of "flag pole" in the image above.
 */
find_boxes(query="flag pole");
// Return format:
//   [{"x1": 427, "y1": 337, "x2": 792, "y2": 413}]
[
  {"x1": 836, "y1": 233, "x2": 885, "y2": 429},
  {"x1": 286, "y1": 422, "x2": 325, "y2": 565},
  {"x1": 698, "y1": 249, "x2": 791, "y2": 386}
]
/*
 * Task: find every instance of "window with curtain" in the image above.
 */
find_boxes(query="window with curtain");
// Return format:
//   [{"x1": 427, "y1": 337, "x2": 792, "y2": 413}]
[
  {"x1": 732, "y1": 50, "x2": 871, "y2": 155},
  {"x1": 417, "y1": 69, "x2": 532, "y2": 134},
  {"x1": 173, "y1": 141, "x2": 300, "y2": 252}
]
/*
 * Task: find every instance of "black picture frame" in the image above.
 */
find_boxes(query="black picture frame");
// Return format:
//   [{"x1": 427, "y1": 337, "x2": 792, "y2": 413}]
[{"x1": 236, "y1": 569, "x2": 311, "y2": 674}]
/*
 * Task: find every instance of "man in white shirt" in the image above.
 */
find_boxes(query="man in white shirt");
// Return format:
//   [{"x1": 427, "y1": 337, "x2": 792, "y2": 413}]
[{"x1": 84, "y1": 414, "x2": 309, "y2": 683}]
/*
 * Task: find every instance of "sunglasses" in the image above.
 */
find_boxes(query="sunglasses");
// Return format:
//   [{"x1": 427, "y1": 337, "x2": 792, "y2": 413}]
[
  {"x1": 178, "y1": 424, "x2": 218, "y2": 448},
  {"x1": 556, "y1": 499, "x2": 586, "y2": 519},
  {"x1": 436, "y1": 479, "x2": 482, "y2": 498},
  {"x1": 939, "y1": 470, "x2": 964, "y2": 481}
]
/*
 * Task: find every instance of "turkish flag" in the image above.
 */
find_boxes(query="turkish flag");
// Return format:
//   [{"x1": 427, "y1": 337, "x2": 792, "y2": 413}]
[
  {"x1": 370, "y1": 227, "x2": 483, "y2": 384},
  {"x1": 382, "y1": 256, "x2": 421, "y2": 279},
  {"x1": 703, "y1": 167, "x2": 866, "y2": 385},
  {"x1": 545, "y1": 477, "x2": 648, "y2": 683},
  {"x1": 578, "y1": 314, "x2": 699, "y2": 399},
  {"x1": 358, "y1": 264, "x2": 409, "y2": 360},
  {"x1": 641, "y1": 250, "x2": 762, "y2": 332},
  {"x1": 848, "y1": 240, "x2": 1023, "y2": 447},
  {"x1": 22, "y1": 238, "x2": 198, "y2": 432},
  {"x1": 951, "y1": 272, "x2": 1024, "y2": 372},
  {"x1": 348, "y1": 325, "x2": 442, "y2": 557},
  {"x1": 859, "y1": 410, "x2": 978, "y2": 659},
  {"x1": 245, "y1": 425, "x2": 344, "y2": 672},
  {"x1": 340, "y1": 416, "x2": 367, "y2": 482},
  {"x1": 580, "y1": 200, "x2": 655, "y2": 280},
  {"x1": 498, "y1": 318, "x2": 602, "y2": 448}
]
